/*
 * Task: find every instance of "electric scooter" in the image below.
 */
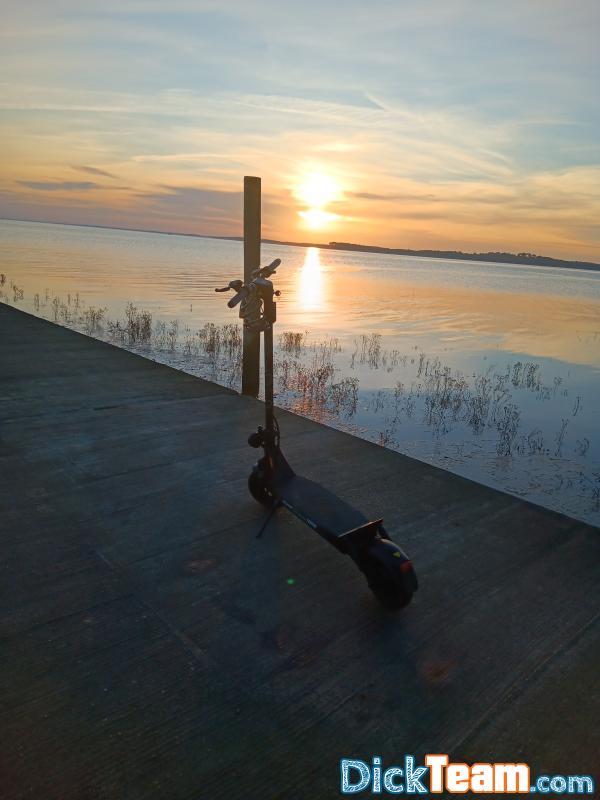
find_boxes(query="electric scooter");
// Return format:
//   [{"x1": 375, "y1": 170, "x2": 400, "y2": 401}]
[{"x1": 216, "y1": 258, "x2": 418, "y2": 609}]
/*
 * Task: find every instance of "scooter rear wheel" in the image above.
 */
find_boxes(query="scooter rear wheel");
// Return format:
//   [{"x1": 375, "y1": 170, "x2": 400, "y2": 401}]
[
  {"x1": 361, "y1": 538, "x2": 417, "y2": 610},
  {"x1": 248, "y1": 464, "x2": 273, "y2": 507}
]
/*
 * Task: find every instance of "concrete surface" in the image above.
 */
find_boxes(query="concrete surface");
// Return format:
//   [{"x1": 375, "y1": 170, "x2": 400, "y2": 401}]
[{"x1": 1, "y1": 303, "x2": 599, "y2": 799}]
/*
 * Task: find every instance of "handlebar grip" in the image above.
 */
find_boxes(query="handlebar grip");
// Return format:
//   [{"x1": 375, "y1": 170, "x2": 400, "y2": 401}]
[
  {"x1": 227, "y1": 288, "x2": 247, "y2": 308},
  {"x1": 251, "y1": 258, "x2": 281, "y2": 279},
  {"x1": 215, "y1": 279, "x2": 244, "y2": 294}
]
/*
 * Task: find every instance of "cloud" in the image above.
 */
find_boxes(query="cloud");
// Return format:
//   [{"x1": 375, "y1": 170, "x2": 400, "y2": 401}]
[
  {"x1": 1, "y1": 0, "x2": 599, "y2": 258},
  {"x1": 134, "y1": 184, "x2": 243, "y2": 231},
  {"x1": 351, "y1": 191, "x2": 437, "y2": 203},
  {"x1": 17, "y1": 180, "x2": 99, "y2": 191},
  {"x1": 72, "y1": 165, "x2": 117, "y2": 178}
]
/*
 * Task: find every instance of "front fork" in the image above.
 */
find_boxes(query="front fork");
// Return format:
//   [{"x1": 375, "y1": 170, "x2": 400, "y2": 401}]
[{"x1": 247, "y1": 302, "x2": 281, "y2": 480}]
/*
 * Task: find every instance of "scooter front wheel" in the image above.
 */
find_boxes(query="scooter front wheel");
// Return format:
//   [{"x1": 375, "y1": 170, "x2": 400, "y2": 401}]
[
  {"x1": 248, "y1": 463, "x2": 274, "y2": 507},
  {"x1": 360, "y1": 538, "x2": 417, "y2": 610}
]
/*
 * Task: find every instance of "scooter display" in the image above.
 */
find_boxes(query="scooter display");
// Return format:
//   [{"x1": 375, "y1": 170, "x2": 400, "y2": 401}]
[{"x1": 216, "y1": 258, "x2": 418, "y2": 609}]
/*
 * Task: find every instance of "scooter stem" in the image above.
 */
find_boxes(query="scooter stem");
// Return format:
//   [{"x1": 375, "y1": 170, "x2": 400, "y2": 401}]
[{"x1": 264, "y1": 322, "x2": 275, "y2": 434}]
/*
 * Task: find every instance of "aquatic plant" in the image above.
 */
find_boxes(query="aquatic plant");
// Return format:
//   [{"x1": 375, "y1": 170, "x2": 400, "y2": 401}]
[
  {"x1": 554, "y1": 418, "x2": 569, "y2": 458},
  {"x1": 83, "y1": 306, "x2": 106, "y2": 334},
  {"x1": 496, "y1": 403, "x2": 521, "y2": 457},
  {"x1": 125, "y1": 303, "x2": 153, "y2": 343},
  {"x1": 2, "y1": 276, "x2": 597, "y2": 522},
  {"x1": 279, "y1": 330, "x2": 306, "y2": 355},
  {"x1": 166, "y1": 319, "x2": 179, "y2": 352},
  {"x1": 328, "y1": 377, "x2": 359, "y2": 417},
  {"x1": 359, "y1": 333, "x2": 382, "y2": 368}
]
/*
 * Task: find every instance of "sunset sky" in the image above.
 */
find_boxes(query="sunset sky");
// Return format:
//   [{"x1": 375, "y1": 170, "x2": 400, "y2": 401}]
[{"x1": 1, "y1": 0, "x2": 599, "y2": 260}]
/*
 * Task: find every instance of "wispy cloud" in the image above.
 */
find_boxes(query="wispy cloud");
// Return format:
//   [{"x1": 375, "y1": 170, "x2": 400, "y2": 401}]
[
  {"x1": 17, "y1": 180, "x2": 99, "y2": 191},
  {"x1": 72, "y1": 165, "x2": 117, "y2": 178},
  {"x1": 0, "y1": 1, "x2": 599, "y2": 258},
  {"x1": 133, "y1": 184, "x2": 243, "y2": 232}
]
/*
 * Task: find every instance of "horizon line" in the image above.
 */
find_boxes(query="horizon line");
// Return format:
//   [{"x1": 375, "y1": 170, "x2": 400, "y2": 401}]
[{"x1": 1, "y1": 215, "x2": 598, "y2": 270}]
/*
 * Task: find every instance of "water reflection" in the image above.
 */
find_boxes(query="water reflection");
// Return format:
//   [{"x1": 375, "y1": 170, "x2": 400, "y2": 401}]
[
  {"x1": 2, "y1": 219, "x2": 599, "y2": 525},
  {"x1": 320, "y1": 272, "x2": 600, "y2": 368},
  {"x1": 298, "y1": 247, "x2": 324, "y2": 312}
]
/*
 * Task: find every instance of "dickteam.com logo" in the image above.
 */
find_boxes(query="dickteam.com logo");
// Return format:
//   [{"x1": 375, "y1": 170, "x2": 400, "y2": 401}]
[{"x1": 340, "y1": 755, "x2": 595, "y2": 795}]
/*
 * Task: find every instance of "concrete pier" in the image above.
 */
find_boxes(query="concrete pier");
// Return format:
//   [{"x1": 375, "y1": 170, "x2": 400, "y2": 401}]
[{"x1": 1, "y1": 303, "x2": 598, "y2": 799}]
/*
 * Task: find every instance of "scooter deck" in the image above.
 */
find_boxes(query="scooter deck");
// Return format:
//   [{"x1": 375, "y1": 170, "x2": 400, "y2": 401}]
[{"x1": 276, "y1": 474, "x2": 382, "y2": 549}]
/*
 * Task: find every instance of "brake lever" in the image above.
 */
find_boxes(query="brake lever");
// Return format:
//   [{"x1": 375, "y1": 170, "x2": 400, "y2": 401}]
[{"x1": 215, "y1": 279, "x2": 244, "y2": 293}]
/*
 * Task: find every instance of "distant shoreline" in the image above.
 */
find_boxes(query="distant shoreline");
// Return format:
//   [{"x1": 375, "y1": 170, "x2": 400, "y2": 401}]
[{"x1": 2, "y1": 216, "x2": 599, "y2": 273}]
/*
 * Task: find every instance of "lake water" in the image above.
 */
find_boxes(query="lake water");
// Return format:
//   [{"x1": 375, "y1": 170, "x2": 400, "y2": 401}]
[{"x1": 1, "y1": 218, "x2": 599, "y2": 525}]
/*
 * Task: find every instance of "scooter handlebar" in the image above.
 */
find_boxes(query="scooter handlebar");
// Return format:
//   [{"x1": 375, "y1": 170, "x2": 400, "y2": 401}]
[
  {"x1": 252, "y1": 258, "x2": 281, "y2": 279},
  {"x1": 215, "y1": 259, "x2": 281, "y2": 306}
]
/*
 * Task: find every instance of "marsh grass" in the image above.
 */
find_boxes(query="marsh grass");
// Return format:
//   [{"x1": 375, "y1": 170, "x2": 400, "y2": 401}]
[
  {"x1": 360, "y1": 333, "x2": 382, "y2": 368},
  {"x1": 279, "y1": 330, "x2": 306, "y2": 355},
  {"x1": 125, "y1": 303, "x2": 153, "y2": 343},
  {"x1": 555, "y1": 418, "x2": 569, "y2": 457},
  {"x1": 1, "y1": 273, "x2": 597, "y2": 517},
  {"x1": 275, "y1": 335, "x2": 355, "y2": 419},
  {"x1": 83, "y1": 306, "x2": 106, "y2": 335},
  {"x1": 496, "y1": 404, "x2": 521, "y2": 456},
  {"x1": 197, "y1": 322, "x2": 241, "y2": 357}
]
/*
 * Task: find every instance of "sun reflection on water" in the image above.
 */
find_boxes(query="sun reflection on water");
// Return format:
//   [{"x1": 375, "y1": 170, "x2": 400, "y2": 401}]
[{"x1": 298, "y1": 246, "x2": 324, "y2": 311}]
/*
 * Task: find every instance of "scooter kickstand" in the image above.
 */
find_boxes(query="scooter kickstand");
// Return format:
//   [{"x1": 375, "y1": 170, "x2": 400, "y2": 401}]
[{"x1": 256, "y1": 500, "x2": 281, "y2": 539}]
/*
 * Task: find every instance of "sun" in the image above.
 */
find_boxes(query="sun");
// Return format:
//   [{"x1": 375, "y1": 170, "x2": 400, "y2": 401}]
[
  {"x1": 296, "y1": 172, "x2": 341, "y2": 208},
  {"x1": 295, "y1": 171, "x2": 342, "y2": 230},
  {"x1": 298, "y1": 208, "x2": 338, "y2": 228}
]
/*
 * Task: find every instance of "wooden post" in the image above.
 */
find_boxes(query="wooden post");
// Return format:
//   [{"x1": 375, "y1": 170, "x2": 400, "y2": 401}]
[{"x1": 242, "y1": 175, "x2": 261, "y2": 396}]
